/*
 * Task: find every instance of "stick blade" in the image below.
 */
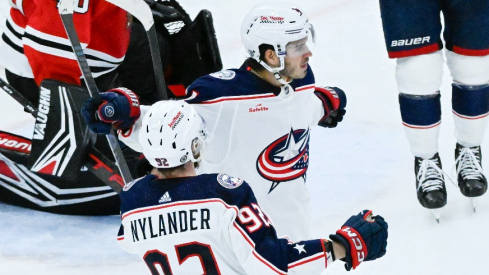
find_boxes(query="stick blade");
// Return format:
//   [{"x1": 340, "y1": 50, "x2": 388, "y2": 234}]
[{"x1": 58, "y1": 0, "x2": 75, "y2": 15}]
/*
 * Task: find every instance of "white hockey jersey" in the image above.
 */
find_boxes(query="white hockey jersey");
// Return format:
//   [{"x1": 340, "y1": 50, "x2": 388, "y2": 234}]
[
  {"x1": 117, "y1": 173, "x2": 332, "y2": 274},
  {"x1": 120, "y1": 64, "x2": 326, "y2": 240}
]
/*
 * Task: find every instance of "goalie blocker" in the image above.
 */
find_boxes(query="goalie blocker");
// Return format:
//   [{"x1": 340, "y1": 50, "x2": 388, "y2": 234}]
[{"x1": 0, "y1": 80, "x2": 140, "y2": 215}]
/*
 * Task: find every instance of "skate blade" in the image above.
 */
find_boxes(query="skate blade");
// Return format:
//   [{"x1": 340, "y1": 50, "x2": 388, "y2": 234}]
[
  {"x1": 470, "y1": 198, "x2": 477, "y2": 212},
  {"x1": 430, "y1": 209, "x2": 441, "y2": 223}
]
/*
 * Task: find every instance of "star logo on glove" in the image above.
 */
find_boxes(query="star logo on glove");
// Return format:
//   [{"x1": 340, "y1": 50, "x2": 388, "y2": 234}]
[{"x1": 293, "y1": 244, "x2": 307, "y2": 254}]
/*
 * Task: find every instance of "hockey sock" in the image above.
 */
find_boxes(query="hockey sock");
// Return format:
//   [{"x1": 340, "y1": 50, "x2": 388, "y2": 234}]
[
  {"x1": 452, "y1": 84, "x2": 489, "y2": 147},
  {"x1": 399, "y1": 93, "x2": 441, "y2": 158}
]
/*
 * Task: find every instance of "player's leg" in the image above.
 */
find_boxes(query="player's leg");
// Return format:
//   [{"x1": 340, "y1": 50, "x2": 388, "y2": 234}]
[
  {"x1": 379, "y1": 0, "x2": 447, "y2": 209},
  {"x1": 444, "y1": 0, "x2": 489, "y2": 197}
]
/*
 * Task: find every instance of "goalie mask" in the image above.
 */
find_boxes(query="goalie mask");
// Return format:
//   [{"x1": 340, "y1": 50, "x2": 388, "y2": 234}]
[
  {"x1": 241, "y1": 1, "x2": 315, "y2": 81},
  {"x1": 139, "y1": 100, "x2": 207, "y2": 168}
]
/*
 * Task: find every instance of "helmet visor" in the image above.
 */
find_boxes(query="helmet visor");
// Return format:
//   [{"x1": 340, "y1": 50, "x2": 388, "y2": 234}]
[{"x1": 285, "y1": 24, "x2": 315, "y2": 58}]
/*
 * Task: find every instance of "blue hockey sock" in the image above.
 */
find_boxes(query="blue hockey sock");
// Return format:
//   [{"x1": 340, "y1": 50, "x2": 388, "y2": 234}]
[{"x1": 399, "y1": 93, "x2": 441, "y2": 128}]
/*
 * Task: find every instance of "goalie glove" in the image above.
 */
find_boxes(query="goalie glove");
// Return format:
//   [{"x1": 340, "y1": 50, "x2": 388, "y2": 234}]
[
  {"x1": 81, "y1": 88, "x2": 141, "y2": 134},
  {"x1": 314, "y1": 86, "x2": 347, "y2": 128},
  {"x1": 144, "y1": 0, "x2": 191, "y2": 25},
  {"x1": 329, "y1": 210, "x2": 388, "y2": 271}
]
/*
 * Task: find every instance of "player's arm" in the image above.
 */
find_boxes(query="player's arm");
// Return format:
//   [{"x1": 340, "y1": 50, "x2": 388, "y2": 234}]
[
  {"x1": 81, "y1": 87, "x2": 152, "y2": 152},
  {"x1": 314, "y1": 86, "x2": 347, "y2": 128},
  {"x1": 226, "y1": 183, "x2": 387, "y2": 273}
]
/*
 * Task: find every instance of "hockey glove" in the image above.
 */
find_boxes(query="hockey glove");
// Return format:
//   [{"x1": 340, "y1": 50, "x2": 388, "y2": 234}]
[
  {"x1": 329, "y1": 210, "x2": 388, "y2": 271},
  {"x1": 314, "y1": 86, "x2": 347, "y2": 128},
  {"x1": 81, "y1": 88, "x2": 141, "y2": 134}
]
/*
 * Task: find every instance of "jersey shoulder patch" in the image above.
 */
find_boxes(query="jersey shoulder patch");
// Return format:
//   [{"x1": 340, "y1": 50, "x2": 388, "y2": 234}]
[
  {"x1": 122, "y1": 175, "x2": 148, "y2": 191},
  {"x1": 216, "y1": 173, "x2": 243, "y2": 189},
  {"x1": 210, "y1": 70, "x2": 236, "y2": 80}
]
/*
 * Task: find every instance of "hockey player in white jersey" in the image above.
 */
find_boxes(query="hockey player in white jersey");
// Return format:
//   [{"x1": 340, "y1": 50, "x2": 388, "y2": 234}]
[
  {"x1": 84, "y1": 1, "x2": 347, "y2": 240},
  {"x1": 116, "y1": 100, "x2": 388, "y2": 274}
]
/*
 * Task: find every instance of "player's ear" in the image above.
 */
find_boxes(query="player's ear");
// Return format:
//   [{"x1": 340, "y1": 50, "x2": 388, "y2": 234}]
[{"x1": 263, "y1": 49, "x2": 279, "y2": 67}]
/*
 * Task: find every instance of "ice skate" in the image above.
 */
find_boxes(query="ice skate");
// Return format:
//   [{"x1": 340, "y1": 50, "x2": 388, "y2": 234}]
[
  {"x1": 415, "y1": 153, "x2": 447, "y2": 210},
  {"x1": 454, "y1": 143, "x2": 487, "y2": 199}
]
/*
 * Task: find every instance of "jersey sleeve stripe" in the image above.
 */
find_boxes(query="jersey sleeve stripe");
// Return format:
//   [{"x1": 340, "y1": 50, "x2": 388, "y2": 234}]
[
  {"x1": 121, "y1": 198, "x2": 239, "y2": 220},
  {"x1": 233, "y1": 222, "x2": 287, "y2": 275},
  {"x1": 195, "y1": 94, "x2": 275, "y2": 104},
  {"x1": 252, "y1": 250, "x2": 287, "y2": 275},
  {"x1": 24, "y1": 26, "x2": 125, "y2": 65},
  {"x1": 288, "y1": 252, "x2": 325, "y2": 269},
  {"x1": 294, "y1": 84, "x2": 315, "y2": 92}
]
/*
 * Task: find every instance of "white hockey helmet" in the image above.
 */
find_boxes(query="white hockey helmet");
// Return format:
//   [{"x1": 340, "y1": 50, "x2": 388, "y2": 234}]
[
  {"x1": 241, "y1": 2, "x2": 315, "y2": 73},
  {"x1": 139, "y1": 100, "x2": 207, "y2": 168}
]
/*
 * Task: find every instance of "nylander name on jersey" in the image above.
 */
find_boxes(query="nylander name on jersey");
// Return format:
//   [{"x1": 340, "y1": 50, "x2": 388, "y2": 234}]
[
  {"x1": 127, "y1": 207, "x2": 211, "y2": 242},
  {"x1": 120, "y1": 173, "x2": 244, "y2": 244},
  {"x1": 118, "y1": 173, "x2": 329, "y2": 274}
]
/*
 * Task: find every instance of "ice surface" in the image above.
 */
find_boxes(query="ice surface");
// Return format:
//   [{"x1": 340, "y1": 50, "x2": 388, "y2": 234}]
[{"x1": 1, "y1": 0, "x2": 488, "y2": 274}]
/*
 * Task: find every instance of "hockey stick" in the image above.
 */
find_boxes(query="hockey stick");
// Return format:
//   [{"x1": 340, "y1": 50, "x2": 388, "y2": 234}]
[
  {"x1": 58, "y1": 0, "x2": 133, "y2": 187},
  {"x1": 0, "y1": 77, "x2": 38, "y2": 117},
  {"x1": 105, "y1": 0, "x2": 168, "y2": 100}
]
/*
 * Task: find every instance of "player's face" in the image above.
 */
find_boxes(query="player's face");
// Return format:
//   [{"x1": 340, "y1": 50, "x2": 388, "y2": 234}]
[{"x1": 281, "y1": 37, "x2": 312, "y2": 79}]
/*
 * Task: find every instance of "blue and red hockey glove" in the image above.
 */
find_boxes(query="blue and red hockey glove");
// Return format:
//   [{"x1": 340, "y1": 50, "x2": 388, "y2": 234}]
[
  {"x1": 329, "y1": 210, "x2": 388, "y2": 271},
  {"x1": 314, "y1": 86, "x2": 347, "y2": 128},
  {"x1": 81, "y1": 88, "x2": 141, "y2": 134}
]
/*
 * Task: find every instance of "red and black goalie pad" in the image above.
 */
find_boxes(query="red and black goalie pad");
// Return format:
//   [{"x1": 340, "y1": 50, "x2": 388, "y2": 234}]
[
  {"x1": 0, "y1": 131, "x2": 31, "y2": 156},
  {"x1": 27, "y1": 79, "x2": 96, "y2": 181},
  {"x1": 0, "y1": 149, "x2": 119, "y2": 215},
  {"x1": 165, "y1": 9, "x2": 223, "y2": 97}
]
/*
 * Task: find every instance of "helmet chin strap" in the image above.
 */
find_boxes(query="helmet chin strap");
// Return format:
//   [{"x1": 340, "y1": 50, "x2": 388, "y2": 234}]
[
  {"x1": 274, "y1": 72, "x2": 291, "y2": 85},
  {"x1": 257, "y1": 56, "x2": 291, "y2": 86}
]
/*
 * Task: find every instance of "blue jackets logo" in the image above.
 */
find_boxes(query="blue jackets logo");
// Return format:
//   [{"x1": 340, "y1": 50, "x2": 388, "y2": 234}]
[{"x1": 256, "y1": 128, "x2": 310, "y2": 193}]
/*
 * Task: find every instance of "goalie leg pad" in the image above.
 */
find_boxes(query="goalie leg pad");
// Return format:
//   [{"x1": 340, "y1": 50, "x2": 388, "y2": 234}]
[{"x1": 28, "y1": 79, "x2": 96, "y2": 181}]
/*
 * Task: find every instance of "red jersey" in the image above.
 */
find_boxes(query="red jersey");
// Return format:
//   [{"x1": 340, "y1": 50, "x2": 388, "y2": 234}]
[{"x1": 0, "y1": 0, "x2": 130, "y2": 86}]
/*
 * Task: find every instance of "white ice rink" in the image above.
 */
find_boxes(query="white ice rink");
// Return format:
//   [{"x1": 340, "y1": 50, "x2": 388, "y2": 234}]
[{"x1": 1, "y1": 0, "x2": 488, "y2": 274}]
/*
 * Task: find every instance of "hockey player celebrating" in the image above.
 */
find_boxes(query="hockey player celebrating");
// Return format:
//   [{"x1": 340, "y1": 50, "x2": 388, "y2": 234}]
[
  {"x1": 84, "y1": 1, "x2": 347, "y2": 240},
  {"x1": 116, "y1": 100, "x2": 388, "y2": 274},
  {"x1": 379, "y1": 1, "x2": 489, "y2": 213}
]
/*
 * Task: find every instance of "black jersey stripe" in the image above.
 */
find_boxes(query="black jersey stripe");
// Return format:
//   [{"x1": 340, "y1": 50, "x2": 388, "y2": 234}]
[
  {"x1": 23, "y1": 32, "x2": 122, "y2": 65},
  {"x1": 6, "y1": 20, "x2": 23, "y2": 40},
  {"x1": 2, "y1": 33, "x2": 24, "y2": 54}
]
